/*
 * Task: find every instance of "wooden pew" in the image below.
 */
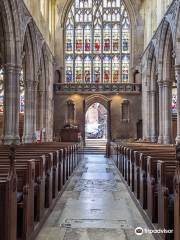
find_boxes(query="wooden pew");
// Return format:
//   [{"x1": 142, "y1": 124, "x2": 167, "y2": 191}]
[
  {"x1": 174, "y1": 163, "x2": 180, "y2": 240},
  {"x1": 0, "y1": 150, "x2": 17, "y2": 240},
  {"x1": 110, "y1": 142, "x2": 179, "y2": 240},
  {"x1": 157, "y1": 160, "x2": 178, "y2": 240},
  {"x1": 0, "y1": 142, "x2": 81, "y2": 240},
  {"x1": 0, "y1": 160, "x2": 35, "y2": 239}
]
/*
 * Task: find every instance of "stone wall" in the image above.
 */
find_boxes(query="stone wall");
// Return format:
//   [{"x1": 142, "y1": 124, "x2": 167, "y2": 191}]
[{"x1": 54, "y1": 93, "x2": 142, "y2": 141}]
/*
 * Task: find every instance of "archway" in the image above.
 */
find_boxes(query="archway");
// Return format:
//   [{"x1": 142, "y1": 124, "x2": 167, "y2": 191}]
[{"x1": 85, "y1": 103, "x2": 107, "y2": 141}]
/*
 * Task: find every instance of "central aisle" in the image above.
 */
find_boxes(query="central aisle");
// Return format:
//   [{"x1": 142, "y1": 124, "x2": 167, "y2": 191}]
[{"x1": 36, "y1": 155, "x2": 155, "y2": 240}]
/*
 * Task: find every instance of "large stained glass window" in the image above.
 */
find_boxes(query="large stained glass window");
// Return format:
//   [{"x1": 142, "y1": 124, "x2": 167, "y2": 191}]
[
  {"x1": 0, "y1": 68, "x2": 4, "y2": 113},
  {"x1": 65, "y1": 0, "x2": 131, "y2": 83}
]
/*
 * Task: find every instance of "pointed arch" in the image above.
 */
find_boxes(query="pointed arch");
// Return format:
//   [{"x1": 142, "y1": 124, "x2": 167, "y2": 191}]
[{"x1": 85, "y1": 94, "x2": 111, "y2": 111}]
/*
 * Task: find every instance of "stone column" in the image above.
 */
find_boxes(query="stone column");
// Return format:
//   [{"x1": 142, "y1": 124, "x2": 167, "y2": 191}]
[
  {"x1": 23, "y1": 80, "x2": 34, "y2": 143},
  {"x1": 158, "y1": 81, "x2": 164, "y2": 143},
  {"x1": 3, "y1": 64, "x2": 21, "y2": 144},
  {"x1": 32, "y1": 80, "x2": 38, "y2": 142},
  {"x1": 38, "y1": 90, "x2": 45, "y2": 130},
  {"x1": 106, "y1": 100, "x2": 112, "y2": 157},
  {"x1": 175, "y1": 65, "x2": 180, "y2": 144},
  {"x1": 44, "y1": 90, "x2": 48, "y2": 142},
  {"x1": 163, "y1": 80, "x2": 171, "y2": 144},
  {"x1": 107, "y1": 100, "x2": 112, "y2": 141},
  {"x1": 150, "y1": 90, "x2": 156, "y2": 142},
  {"x1": 82, "y1": 99, "x2": 86, "y2": 146},
  {"x1": 146, "y1": 90, "x2": 151, "y2": 141}
]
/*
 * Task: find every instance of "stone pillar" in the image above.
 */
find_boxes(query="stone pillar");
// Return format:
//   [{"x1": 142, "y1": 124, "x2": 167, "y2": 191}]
[
  {"x1": 23, "y1": 80, "x2": 34, "y2": 143},
  {"x1": 107, "y1": 100, "x2": 112, "y2": 141},
  {"x1": 163, "y1": 80, "x2": 171, "y2": 144},
  {"x1": 146, "y1": 90, "x2": 151, "y2": 141},
  {"x1": 3, "y1": 64, "x2": 20, "y2": 144},
  {"x1": 38, "y1": 90, "x2": 45, "y2": 129},
  {"x1": 175, "y1": 65, "x2": 180, "y2": 144},
  {"x1": 106, "y1": 100, "x2": 112, "y2": 157},
  {"x1": 32, "y1": 80, "x2": 38, "y2": 142},
  {"x1": 150, "y1": 90, "x2": 156, "y2": 142},
  {"x1": 158, "y1": 81, "x2": 164, "y2": 143},
  {"x1": 44, "y1": 90, "x2": 48, "y2": 142},
  {"x1": 82, "y1": 99, "x2": 86, "y2": 146}
]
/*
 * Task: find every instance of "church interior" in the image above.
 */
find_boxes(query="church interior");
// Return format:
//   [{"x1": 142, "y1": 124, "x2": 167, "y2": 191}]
[{"x1": 0, "y1": 0, "x2": 180, "y2": 239}]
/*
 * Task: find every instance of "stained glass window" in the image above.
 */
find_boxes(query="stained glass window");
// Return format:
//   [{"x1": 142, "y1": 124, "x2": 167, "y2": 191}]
[
  {"x1": 172, "y1": 86, "x2": 177, "y2": 114},
  {"x1": 0, "y1": 68, "x2": 4, "y2": 113},
  {"x1": 75, "y1": 56, "x2": 83, "y2": 82},
  {"x1": 84, "y1": 56, "x2": 91, "y2": 82},
  {"x1": 66, "y1": 56, "x2": 73, "y2": 82},
  {"x1": 65, "y1": 0, "x2": 131, "y2": 83},
  {"x1": 20, "y1": 70, "x2": 25, "y2": 113}
]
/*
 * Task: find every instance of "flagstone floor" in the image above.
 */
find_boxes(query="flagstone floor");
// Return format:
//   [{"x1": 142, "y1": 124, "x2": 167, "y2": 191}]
[{"x1": 36, "y1": 155, "x2": 155, "y2": 240}]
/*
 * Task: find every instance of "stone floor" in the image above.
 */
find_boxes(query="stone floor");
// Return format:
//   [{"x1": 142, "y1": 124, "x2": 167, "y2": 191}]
[{"x1": 36, "y1": 155, "x2": 155, "y2": 240}]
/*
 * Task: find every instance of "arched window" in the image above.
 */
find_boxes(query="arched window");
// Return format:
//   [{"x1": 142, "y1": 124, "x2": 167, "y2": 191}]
[
  {"x1": 64, "y1": 0, "x2": 131, "y2": 83},
  {"x1": 0, "y1": 67, "x2": 4, "y2": 113},
  {"x1": 20, "y1": 70, "x2": 25, "y2": 113},
  {"x1": 172, "y1": 82, "x2": 177, "y2": 114}
]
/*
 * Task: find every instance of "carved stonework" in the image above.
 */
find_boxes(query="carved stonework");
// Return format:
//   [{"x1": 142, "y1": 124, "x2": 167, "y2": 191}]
[
  {"x1": 165, "y1": 0, "x2": 180, "y2": 44},
  {"x1": 18, "y1": 0, "x2": 32, "y2": 46},
  {"x1": 54, "y1": 83, "x2": 142, "y2": 94}
]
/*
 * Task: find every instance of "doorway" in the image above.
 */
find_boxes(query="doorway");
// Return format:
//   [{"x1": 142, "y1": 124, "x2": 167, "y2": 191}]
[{"x1": 85, "y1": 103, "x2": 107, "y2": 141}]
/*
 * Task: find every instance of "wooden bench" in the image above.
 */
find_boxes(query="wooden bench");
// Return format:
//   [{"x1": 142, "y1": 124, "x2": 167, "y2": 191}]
[
  {"x1": 0, "y1": 142, "x2": 81, "y2": 240},
  {"x1": 0, "y1": 160, "x2": 35, "y2": 239},
  {"x1": 157, "y1": 160, "x2": 178, "y2": 240},
  {"x1": 110, "y1": 141, "x2": 179, "y2": 240},
  {"x1": 0, "y1": 152, "x2": 17, "y2": 240},
  {"x1": 174, "y1": 162, "x2": 180, "y2": 240}
]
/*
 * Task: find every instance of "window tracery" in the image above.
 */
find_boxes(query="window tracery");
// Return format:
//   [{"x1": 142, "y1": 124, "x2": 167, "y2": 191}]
[{"x1": 65, "y1": 0, "x2": 131, "y2": 83}]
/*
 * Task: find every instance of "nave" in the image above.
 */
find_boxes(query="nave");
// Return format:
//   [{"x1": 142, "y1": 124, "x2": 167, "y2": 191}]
[{"x1": 36, "y1": 154, "x2": 154, "y2": 240}]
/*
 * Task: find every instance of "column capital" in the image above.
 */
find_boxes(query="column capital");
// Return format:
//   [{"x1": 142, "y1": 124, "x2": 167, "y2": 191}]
[
  {"x1": 163, "y1": 80, "x2": 171, "y2": 87},
  {"x1": 175, "y1": 64, "x2": 180, "y2": 71},
  {"x1": 157, "y1": 80, "x2": 163, "y2": 86},
  {"x1": 4, "y1": 64, "x2": 22, "y2": 73},
  {"x1": 33, "y1": 80, "x2": 39, "y2": 89},
  {"x1": 25, "y1": 80, "x2": 34, "y2": 89},
  {"x1": 175, "y1": 65, "x2": 180, "y2": 82},
  {"x1": 150, "y1": 90, "x2": 156, "y2": 95}
]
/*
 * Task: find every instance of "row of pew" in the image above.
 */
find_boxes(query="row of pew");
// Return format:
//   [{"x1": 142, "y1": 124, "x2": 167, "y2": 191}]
[
  {"x1": 0, "y1": 142, "x2": 81, "y2": 240},
  {"x1": 110, "y1": 142, "x2": 180, "y2": 240}
]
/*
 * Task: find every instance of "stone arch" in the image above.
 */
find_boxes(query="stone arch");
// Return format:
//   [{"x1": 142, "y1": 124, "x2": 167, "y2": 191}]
[
  {"x1": 175, "y1": 8, "x2": 180, "y2": 64},
  {"x1": 0, "y1": 0, "x2": 21, "y2": 65},
  {"x1": 158, "y1": 20, "x2": 173, "y2": 77},
  {"x1": 85, "y1": 94, "x2": 111, "y2": 112},
  {"x1": 0, "y1": 0, "x2": 22, "y2": 144},
  {"x1": 83, "y1": 94, "x2": 111, "y2": 144},
  {"x1": 22, "y1": 21, "x2": 40, "y2": 143},
  {"x1": 146, "y1": 43, "x2": 156, "y2": 89},
  {"x1": 36, "y1": 44, "x2": 48, "y2": 136},
  {"x1": 23, "y1": 21, "x2": 39, "y2": 82}
]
